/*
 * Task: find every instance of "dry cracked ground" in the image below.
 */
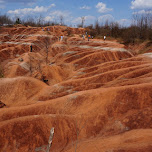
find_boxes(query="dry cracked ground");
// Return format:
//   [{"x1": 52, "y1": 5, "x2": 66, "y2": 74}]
[{"x1": 0, "y1": 26, "x2": 152, "y2": 152}]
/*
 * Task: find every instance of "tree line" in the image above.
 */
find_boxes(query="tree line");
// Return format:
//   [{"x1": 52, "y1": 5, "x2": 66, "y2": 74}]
[
  {"x1": 0, "y1": 12, "x2": 152, "y2": 44},
  {"x1": 0, "y1": 14, "x2": 60, "y2": 27},
  {"x1": 86, "y1": 12, "x2": 152, "y2": 44}
]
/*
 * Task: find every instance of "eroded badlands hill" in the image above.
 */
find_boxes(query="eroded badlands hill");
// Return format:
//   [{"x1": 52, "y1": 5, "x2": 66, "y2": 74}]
[{"x1": 0, "y1": 26, "x2": 152, "y2": 152}]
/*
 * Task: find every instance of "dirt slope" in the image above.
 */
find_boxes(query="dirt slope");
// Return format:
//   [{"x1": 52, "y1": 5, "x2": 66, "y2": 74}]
[{"x1": 0, "y1": 26, "x2": 152, "y2": 152}]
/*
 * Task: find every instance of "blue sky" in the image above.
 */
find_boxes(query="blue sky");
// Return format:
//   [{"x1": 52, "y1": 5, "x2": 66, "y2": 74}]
[{"x1": 0, "y1": 0, "x2": 152, "y2": 26}]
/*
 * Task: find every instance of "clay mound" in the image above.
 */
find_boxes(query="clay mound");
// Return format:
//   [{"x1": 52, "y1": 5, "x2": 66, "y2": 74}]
[
  {"x1": 0, "y1": 45, "x2": 29, "y2": 62},
  {"x1": 65, "y1": 129, "x2": 152, "y2": 152},
  {"x1": 3, "y1": 52, "x2": 45, "y2": 78},
  {"x1": 0, "y1": 115, "x2": 78, "y2": 152},
  {"x1": 70, "y1": 50, "x2": 132, "y2": 68},
  {"x1": 0, "y1": 27, "x2": 41, "y2": 35},
  {"x1": 4, "y1": 64, "x2": 29, "y2": 77},
  {"x1": 0, "y1": 48, "x2": 12, "y2": 62},
  {"x1": 0, "y1": 26, "x2": 152, "y2": 152},
  {"x1": 0, "y1": 26, "x2": 84, "y2": 38},
  {"x1": 40, "y1": 65, "x2": 71, "y2": 85},
  {"x1": 0, "y1": 82, "x2": 152, "y2": 151},
  {"x1": 34, "y1": 55, "x2": 152, "y2": 99},
  {"x1": 48, "y1": 26, "x2": 84, "y2": 36},
  {"x1": 0, "y1": 77, "x2": 47, "y2": 107},
  {"x1": 51, "y1": 42, "x2": 69, "y2": 57},
  {"x1": 67, "y1": 37, "x2": 83, "y2": 45},
  {"x1": 0, "y1": 80, "x2": 151, "y2": 123}
]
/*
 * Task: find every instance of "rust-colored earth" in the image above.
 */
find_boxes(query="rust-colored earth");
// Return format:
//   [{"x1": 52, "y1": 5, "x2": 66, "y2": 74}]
[{"x1": 0, "y1": 25, "x2": 152, "y2": 152}]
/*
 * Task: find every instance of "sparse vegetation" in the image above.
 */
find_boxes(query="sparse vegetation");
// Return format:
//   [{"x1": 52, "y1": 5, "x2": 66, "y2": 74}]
[
  {"x1": 65, "y1": 27, "x2": 72, "y2": 36},
  {"x1": 0, "y1": 14, "x2": 13, "y2": 26},
  {"x1": 0, "y1": 14, "x2": 59, "y2": 27},
  {"x1": 86, "y1": 11, "x2": 152, "y2": 45},
  {"x1": 0, "y1": 66, "x2": 4, "y2": 78},
  {"x1": 43, "y1": 37, "x2": 51, "y2": 65}
]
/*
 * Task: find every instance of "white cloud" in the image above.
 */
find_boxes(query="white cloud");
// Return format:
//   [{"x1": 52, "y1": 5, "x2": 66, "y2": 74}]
[
  {"x1": 131, "y1": 0, "x2": 152, "y2": 9},
  {"x1": 80, "y1": 5, "x2": 91, "y2": 10},
  {"x1": 48, "y1": 10, "x2": 72, "y2": 23},
  {"x1": 98, "y1": 14, "x2": 114, "y2": 23},
  {"x1": 49, "y1": 10, "x2": 70, "y2": 18},
  {"x1": 96, "y1": 2, "x2": 113, "y2": 13},
  {"x1": 8, "y1": 4, "x2": 55, "y2": 16},
  {"x1": 133, "y1": 9, "x2": 152, "y2": 14}
]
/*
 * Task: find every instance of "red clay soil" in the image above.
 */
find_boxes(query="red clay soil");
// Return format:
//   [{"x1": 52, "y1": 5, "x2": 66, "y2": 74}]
[{"x1": 0, "y1": 26, "x2": 152, "y2": 152}]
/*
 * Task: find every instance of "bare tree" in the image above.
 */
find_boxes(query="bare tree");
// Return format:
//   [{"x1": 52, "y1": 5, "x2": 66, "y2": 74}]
[
  {"x1": 60, "y1": 15, "x2": 64, "y2": 25},
  {"x1": 95, "y1": 19, "x2": 100, "y2": 35},
  {"x1": 23, "y1": 16, "x2": 37, "y2": 27},
  {"x1": 43, "y1": 37, "x2": 51, "y2": 65},
  {"x1": 46, "y1": 128, "x2": 54, "y2": 152},
  {"x1": 34, "y1": 37, "x2": 51, "y2": 65},
  {"x1": 37, "y1": 15, "x2": 44, "y2": 27},
  {"x1": 0, "y1": 14, "x2": 13, "y2": 25},
  {"x1": 0, "y1": 65, "x2": 4, "y2": 78},
  {"x1": 81, "y1": 16, "x2": 85, "y2": 28},
  {"x1": 132, "y1": 10, "x2": 152, "y2": 40}
]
